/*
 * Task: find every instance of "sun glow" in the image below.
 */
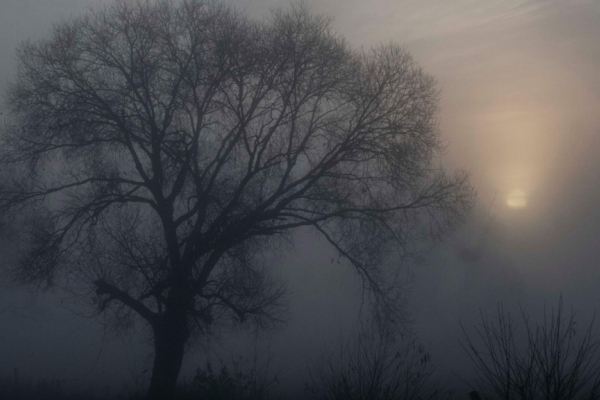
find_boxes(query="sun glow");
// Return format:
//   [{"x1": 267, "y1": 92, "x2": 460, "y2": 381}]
[
  {"x1": 506, "y1": 190, "x2": 527, "y2": 209},
  {"x1": 464, "y1": 103, "x2": 565, "y2": 216}
]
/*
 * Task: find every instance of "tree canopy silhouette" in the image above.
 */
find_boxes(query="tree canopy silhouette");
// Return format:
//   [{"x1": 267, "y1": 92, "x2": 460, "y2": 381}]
[{"x1": 0, "y1": 0, "x2": 473, "y2": 398}]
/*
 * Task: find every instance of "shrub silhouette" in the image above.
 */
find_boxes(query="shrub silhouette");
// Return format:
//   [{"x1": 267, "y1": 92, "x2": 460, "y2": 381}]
[
  {"x1": 461, "y1": 297, "x2": 600, "y2": 400},
  {"x1": 306, "y1": 322, "x2": 441, "y2": 400},
  {"x1": 177, "y1": 358, "x2": 279, "y2": 400}
]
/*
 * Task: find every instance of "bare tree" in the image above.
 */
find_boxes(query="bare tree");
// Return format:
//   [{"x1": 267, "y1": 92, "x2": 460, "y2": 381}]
[
  {"x1": 460, "y1": 297, "x2": 600, "y2": 400},
  {"x1": 0, "y1": 0, "x2": 473, "y2": 398}
]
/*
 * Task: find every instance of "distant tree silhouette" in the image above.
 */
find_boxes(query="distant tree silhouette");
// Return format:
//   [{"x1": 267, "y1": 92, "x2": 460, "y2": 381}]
[
  {"x1": 470, "y1": 391, "x2": 483, "y2": 400},
  {"x1": 453, "y1": 194, "x2": 496, "y2": 264},
  {"x1": 0, "y1": 0, "x2": 473, "y2": 398},
  {"x1": 461, "y1": 297, "x2": 600, "y2": 400}
]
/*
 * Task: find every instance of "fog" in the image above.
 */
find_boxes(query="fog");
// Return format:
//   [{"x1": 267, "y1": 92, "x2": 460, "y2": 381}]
[{"x1": 1, "y1": 0, "x2": 600, "y2": 397}]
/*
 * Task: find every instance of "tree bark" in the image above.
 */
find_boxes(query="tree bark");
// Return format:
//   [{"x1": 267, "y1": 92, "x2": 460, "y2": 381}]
[{"x1": 146, "y1": 311, "x2": 189, "y2": 400}]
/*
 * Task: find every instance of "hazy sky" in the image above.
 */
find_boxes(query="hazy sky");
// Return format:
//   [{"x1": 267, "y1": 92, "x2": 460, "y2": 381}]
[{"x1": 1, "y1": 0, "x2": 600, "y2": 395}]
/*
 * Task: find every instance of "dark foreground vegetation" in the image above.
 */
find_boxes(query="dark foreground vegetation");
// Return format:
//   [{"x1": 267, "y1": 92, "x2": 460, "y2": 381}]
[
  {"x1": 3, "y1": 299, "x2": 600, "y2": 400},
  {"x1": 0, "y1": 361, "x2": 280, "y2": 400}
]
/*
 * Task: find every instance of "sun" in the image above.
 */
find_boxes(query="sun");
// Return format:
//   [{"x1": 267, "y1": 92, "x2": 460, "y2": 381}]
[{"x1": 506, "y1": 189, "x2": 527, "y2": 209}]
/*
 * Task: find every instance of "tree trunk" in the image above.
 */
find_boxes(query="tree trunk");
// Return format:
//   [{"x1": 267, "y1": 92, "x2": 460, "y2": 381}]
[{"x1": 146, "y1": 311, "x2": 189, "y2": 400}]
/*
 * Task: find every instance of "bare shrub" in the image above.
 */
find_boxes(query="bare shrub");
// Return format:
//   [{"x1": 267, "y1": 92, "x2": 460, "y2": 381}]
[
  {"x1": 461, "y1": 297, "x2": 600, "y2": 400},
  {"x1": 306, "y1": 322, "x2": 441, "y2": 400}
]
